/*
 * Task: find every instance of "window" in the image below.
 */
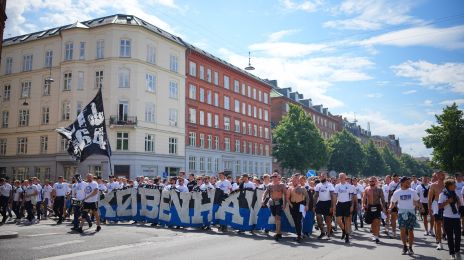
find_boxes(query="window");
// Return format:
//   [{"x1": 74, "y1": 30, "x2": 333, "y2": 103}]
[
  {"x1": 145, "y1": 103, "x2": 155, "y2": 122},
  {"x1": 242, "y1": 122, "x2": 246, "y2": 134},
  {"x1": 40, "y1": 136, "x2": 48, "y2": 153},
  {"x1": 214, "y1": 93, "x2": 219, "y2": 107},
  {"x1": 259, "y1": 108, "x2": 262, "y2": 120},
  {"x1": 146, "y1": 73, "x2": 156, "y2": 92},
  {"x1": 207, "y1": 157, "x2": 212, "y2": 171},
  {"x1": 199, "y1": 157, "x2": 205, "y2": 171},
  {"x1": 234, "y1": 80, "x2": 240, "y2": 93},
  {"x1": 2, "y1": 111, "x2": 8, "y2": 128},
  {"x1": 145, "y1": 134, "x2": 155, "y2": 152},
  {"x1": 224, "y1": 96, "x2": 230, "y2": 110},
  {"x1": 42, "y1": 107, "x2": 49, "y2": 125},
  {"x1": 199, "y1": 88, "x2": 205, "y2": 102},
  {"x1": 234, "y1": 120, "x2": 240, "y2": 133},
  {"x1": 199, "y1": 110, "x2": 205, "y2": 125},
  {"x1": 189, "y1": 108, "x2": 196, "y2": 124},
  {"x1": 169, "y1": 137, "x2": 177, "y2": 154},
  {"x1": 264, "y1": 93, "x2": 269, "y2": 104},
  {"x1": 22, "y1": 54, "x2": 33, "y2": 72},
  {"x1": 0, "y1": 139, "x2": 6, "y2": 155},
  {"x1": 63, "y1": 72, "x2": 72, "y2": 91},
  {"x1": 79, "y1": 42, "x2": 86, "y2": 60},
  {"x1": 214, "y1": 136, "x2": 219, "y2": 150},
  {"x1": 147, "y1": 45, "x2": 156, "y2": 64},
  {"x1": 120, "y1": 39, "x2": 131, "y2": 57},
  {"x1": 242, "y1": 103, "x2": 246, "y2": 115},
  {"x1": 215, "y1": 158, "x2": 220, "y2": 172},
  {"x1": 234, "y1": 100, "x2": 240, "y2": 113},
  {"x1": 169, "y1": 81, "x2": 178, "y2": 99},
  {"x1": 43, "y1": 78, "x2": 51, "y2": 96},
  {"x1": 253, "y1": 88, "x2": 257, "y2": 100},
  {"x1": 199, "y1": 65, "x2": 205, "y2": 80},
  {"x1": 65, "y1": 42, "x2": 73, "y2": 60},
  {"x1": 62, "y1": 102, "x2": 70, "y2": 121},
  {"x1": 253, "y1": 106, "x2": 257, "y2": 118},
  {"x1": 3, "y1": 85, "x2": 10, "y2": 101},
  {"x1": 258, "y1": 90, "x2": 262, "y2": 102},
  {"x1": 207, "y1": 69, "x2": 211, "y2": 82},
  {"x1": 207, "y1": 135, "x2": 212, "y2": 149},
  {"x1": 199, "y1": 134, "x2": 205, "y2": 148},
  {"x1": 21, "y1": 81, "x2": 31, "y2": 98},
  {"x1": 189, "y1": 156, "x2": 196, "y2": 171},
  {"x1": 265, "y1": 145, "x2": 270, "y2": 156},
  {"x1": 224, "y1": 138, "x2": 230, "y2": 152},
  {"x1": 17, "y1": 137, "x2": 28, "y2": 154},
  {"x1": 96, "y1": 40, "x2": 104, "y2": 59},
  {"x1": 189, "y1": 132, "x2": 197, "y2": 147},
  {"x1": 241, "y1": 83, "x2": 246, "y2": 96},
  {"x1": 224, "y1": 117, "x2": 230, "y2": 130},
  {"x1": 248, "y1": 86, "x2": 251, "y2": 97},
  {"x1": 213, "y1": 71, "x2": 219, "y2": 85},
  {"x1": 170, "y1": 55, "x2": 178, "y2": 72},
  {"x1": 116, "y1": 132, "x2": 129, "y2": 150},
  {"x1": 189, "y1": 61, "x2": 196, "y2": 76},
  {"x1": 235, "y1": 140, "x2": 240, "y2": 153},
  {"x1": 95, "y1": 70, "x2": 103, "y2": 89},
  {"x1": 243, "y1": 141, "x2": 247, "y2": 154},
  {"x1": 248, "y1": 104, "x2": 252, "y2": 116},
  {"x1": 254, "y1": 125, "x2": 258, "y2": 137},
  {"x1": 248, "y1": 123, "x2": 252, "y2": 135},
  {"x1": 45, "y1": 50, "x2": 53, "y2": 68},
  {"x1": 224, "y1": 75, "x2": 230, "y2": 89},
  {"x1": 61, "y1": 137, "x2": 69, "y2": 152},
  {"x1": 207, "y1": 90, "x2": 212, "y2": 104},
  {"x1": 214, "y1": 114, "x2": 219, "y2": 128},
  {"x1": 77, "y1": 101, "x2": 83, "y2": 115},
  {"x1": 77, "y1": 71, "x2": 84, "y2": 90},
  {"x1": 5, "y1": 57, "x2": 12, "y2": 74},
  {"x1": 265, "y1": 128, "x2": 269, "y2": 139},
  {"x1": 189, "y1": 84, "x2": 196, "y2": 100},
  {"x1": 249, "y1": 143, "x2": 252, "y2": 155},
  {"x1": 18, "y1": 109, "x2": 29, "y2": 126},
  {"x1": 169, "y1": 108, "x2": 178, "y2": 126},
  {"x1": 259, "y1": 126, "x2": 263, "y2": 138},
  {"x1": 118, "y1": 69, "x2": 130, "y2": 88},
  {"x1": 264, "y1": 110, "x2": 269, "y2": 121},
  {"x1": 207, "y1": 113, "x2": 212, "y2": 127}
]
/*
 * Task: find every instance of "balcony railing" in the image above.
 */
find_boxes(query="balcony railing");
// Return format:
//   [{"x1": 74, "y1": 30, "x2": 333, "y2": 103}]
[{"x1": 109, "y1": 116, "x2": 137, "y2": 127}]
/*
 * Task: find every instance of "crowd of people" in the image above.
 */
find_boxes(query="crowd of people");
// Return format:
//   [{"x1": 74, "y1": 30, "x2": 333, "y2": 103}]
[{"x1": 0, "y1": 170, "x2": 463, "y2": 259}]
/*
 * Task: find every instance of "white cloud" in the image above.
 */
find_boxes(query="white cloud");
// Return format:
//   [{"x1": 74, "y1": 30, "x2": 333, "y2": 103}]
[
  {"x1": 280, "y1": 0, "x2": 323, "y2": 12},
  {"x1": 325, "y1": 0, "x2": 422, "y2": 30},
  {"x1": 423, "y1": 100, "x2": 433, "y2": 106},
  {"x1": 359, "y1": 25, "x2": 464, "y2": 50},
  {"x1": 249, "y1": 42, "x2": 330, "y2": 58},
  {"x1": 268, "y1": 29, "x2": 300, "y2": 42},
  {"x1": 440, "y1": 99, "x2": 464, "y2": 106},
  {"x1": 366, "y1": 93, "x2": 383, "y2": 98},
  {"x1": 392, "y1": 60, "x2": 464, "y2": 93},
  {"x1": 342, "y1": 111, "x2": 433, "y2": 157},
  {"x1": 5, "y1": 0, "x2": 179, "y2": 37},
  {"x1": 402, "y1": 90, "x2": 417, "y2": 95}
]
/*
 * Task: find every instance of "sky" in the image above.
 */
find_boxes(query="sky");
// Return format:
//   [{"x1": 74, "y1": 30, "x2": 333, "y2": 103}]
[{"x1": 4, "y1": 0, "x2": 464, "y2": 158}]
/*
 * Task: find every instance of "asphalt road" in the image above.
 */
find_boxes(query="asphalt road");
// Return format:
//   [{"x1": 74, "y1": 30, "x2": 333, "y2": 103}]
[{"x1": 0, "y1": 218, "x2": 454, "y2": 260}]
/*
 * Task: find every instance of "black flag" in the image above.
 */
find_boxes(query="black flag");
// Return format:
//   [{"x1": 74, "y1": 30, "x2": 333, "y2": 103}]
[{"x1": 56, "y1": 89, "x2": 111, "y2": 162}]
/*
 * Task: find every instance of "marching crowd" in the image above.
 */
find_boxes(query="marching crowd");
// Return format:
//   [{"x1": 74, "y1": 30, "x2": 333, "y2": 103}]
[{"x1": 0, "y1": 170, "x2": 463, "y2": 259}]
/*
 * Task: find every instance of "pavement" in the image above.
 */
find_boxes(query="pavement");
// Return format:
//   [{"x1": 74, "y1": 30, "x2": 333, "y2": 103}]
[{"x1": 0, "y1": 218, "x2": 455, "y2": 260}]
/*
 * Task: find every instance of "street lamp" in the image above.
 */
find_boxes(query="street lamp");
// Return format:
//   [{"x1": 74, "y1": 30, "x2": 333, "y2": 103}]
[
  {"x1": 22, "y1": 99, "x2": 29, "y2": 106},
  {"x1": 45, "y1": 66, "x2": 54, "y2": 84},
  {"x1": 244, "y1": 51, "x2": 255, "y2": 71}
]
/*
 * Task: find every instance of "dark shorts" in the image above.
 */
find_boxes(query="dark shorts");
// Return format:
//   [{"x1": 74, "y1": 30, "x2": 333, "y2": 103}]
[
  {"x1": 434, "y1": 211, "x2": 443, "y2": 221},
  {"x1": 364, "y1": 204, "x2": 382, "y2": 224},
  {"x1": 316, "y1": 200, "x2": 332, "y2": 216},
  {"x1": 82, "y1": 202, "x2": 98, "y2": 212},
  {"x1": 270, "y1": 199, "x2": 283, "y2": 217},
  {"x1": 421, "y1": 203, "x2": 429, "y2": 216},
  {"x1": 398, "y1": 212, "x2": 417, "y2": 230},
  {"x1": 336, "y1": 201, "x2": 351, "y2": 217}
]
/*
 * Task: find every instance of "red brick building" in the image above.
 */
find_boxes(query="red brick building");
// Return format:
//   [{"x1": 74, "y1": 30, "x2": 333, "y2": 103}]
[{"x1": 184, "y1": 45, "x2": 273, "y2": 176}]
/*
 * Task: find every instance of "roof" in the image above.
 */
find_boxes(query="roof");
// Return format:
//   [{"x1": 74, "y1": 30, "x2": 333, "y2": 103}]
[{"x1": 2, "y1": 14, "x2": 184, "y2": 47}]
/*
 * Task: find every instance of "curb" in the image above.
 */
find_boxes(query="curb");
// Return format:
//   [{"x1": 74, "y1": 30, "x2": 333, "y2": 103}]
[{"x1": 0, "y1": 231, "x2": 19, "y2": 239}]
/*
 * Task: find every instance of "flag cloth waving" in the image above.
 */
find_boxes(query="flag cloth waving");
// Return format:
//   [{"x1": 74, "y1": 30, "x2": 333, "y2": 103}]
[{"x1": 56, "y1": 89, "x2": 111, "y2": 162}]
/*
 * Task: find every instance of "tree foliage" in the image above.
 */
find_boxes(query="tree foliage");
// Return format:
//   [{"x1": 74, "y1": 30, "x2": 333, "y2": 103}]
[
  {"x1": 327, "y1": 130, "x2": 365, "y2": 176},
  {"x1": 423, "y1": 103, "x2": 464, "y2": 173},
  {"x1": 382, "y1": 146, "x2": 404, "y2": 175},
  {"x1": 272, "y1": 104, "x2": 328, "y2": 173},
  {"x1": 362, "y1": 141, "x2": 389, "y2": 176},
  {"x1": 400, "y1": 154, "x2": 433, "y2": 176}
]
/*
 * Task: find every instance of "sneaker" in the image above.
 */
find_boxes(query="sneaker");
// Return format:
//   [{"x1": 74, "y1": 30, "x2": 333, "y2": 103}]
[
  {"x1": 96, "y1": 226, "x2": 101, "y2": 232},
  {"x1": 274, "y1": 234, "x2": 282, "y2": 241},
  {"x1": 408, "y1": 247, "x2": 414, "y2": 255},
  {"x1": 437, "y1": 242, "x2": 443, "y2": 250},
  {"x1": 77, "y1": 227, "x2": 83, "y2": 233},
  {"x1": 424, "y1": 231, "x2": 429, "y2": 236},
  {"x1": 449, "y1": 255, "x2": 456, "y2": 260},
  {"x1": 295, "y1": 236, "x2": 302, "y2": 243},
  {"x1": 345, "y1": 234, "x2": 350, "y2": 244},
  {"x1": 430, "y1": 231, "x2": 436, "y2": 237},
  {"x1": 318, "y1": 232, "x2": 325, "y2": 239},
  {"x1": 375, "y1": 238, "x2": 380, "y2": 244},
  {"x1": 89, "y1": 222, "x2": 93, "y2": 229},
  {"x1": 341, "y1": 231, "x2": 346, "y2": 240},
  {"x1": 402, "y1": 245, "x2": 408, "y2": 255}
]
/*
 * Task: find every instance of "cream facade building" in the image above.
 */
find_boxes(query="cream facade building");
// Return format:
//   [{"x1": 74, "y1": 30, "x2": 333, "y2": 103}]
[{"x1": 0, "y1": 15, "x2": 186, "y2": 181}]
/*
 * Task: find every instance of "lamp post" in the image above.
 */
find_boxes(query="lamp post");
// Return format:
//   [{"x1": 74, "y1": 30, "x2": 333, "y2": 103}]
[{"x1": 244, "y1": 51, "x2": 255, "y2": 71}]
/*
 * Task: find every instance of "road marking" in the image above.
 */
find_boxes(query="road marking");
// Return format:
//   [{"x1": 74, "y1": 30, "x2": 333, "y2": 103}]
[
  {"x1": 33, "y1": 240, "x2": 84, "y2": 250},
  {"x1": 24, "y1": 233, "x2": 60, "y2": 237},
  {"x1": 38, "y1": 241, "x2": 156, "y2": 260}
]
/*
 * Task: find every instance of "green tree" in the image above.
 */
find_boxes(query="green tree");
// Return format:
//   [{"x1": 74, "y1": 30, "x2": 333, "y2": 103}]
[
  {"x1": 382, "y1": 147, "x2": 404, "y2": 175},
  {"x1": 423, "y1": 103, "x2": 464, "y2": 173},
  {"x1": 272, "y1": 104, "x2": 328, "y2": 174},
  {"x1": 400, "y1": 154, "x2": 434, "y2": 176},
  {"x1": 327, "y1": 130, "x2": 365, "y2": 176},
  {"x1": 362, "y1": 141, "x2": 389, "y2": 176}
]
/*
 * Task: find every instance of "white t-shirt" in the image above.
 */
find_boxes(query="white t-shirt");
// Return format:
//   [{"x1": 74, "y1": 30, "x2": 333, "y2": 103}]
[
  {"x1": 438, "y1": 192, "x2": 461, "y2": 219},
  {"x1": 107, "y1": 181, "x2": 120, "y2": 192},
  {"x1": 43, "y1": 185, "x2": 53, "y2": 200},
  {"x1": 35, "y1": 184, "x2": 42, "y2": 201},
  {"x1": 13, "y1": 187, "x2": 23, "y2": 201},
  {"x1": 216, "y1": 180, "x2": 232, "y2": 194},
  {"x1": 334, "y1": 183, "x2": 356, "y2": 203},
  {"x1": 0, "y1": 183, "x2": 12, "y2": 197},
  {"x1": 72, "y1": 182, "x2": 87, "y2": 201},
  {"x1": 176, "y1": 184, "x2": 189, "y2": 192},
  {"x1": 24, "y1": 185, "x2": 37, "y2": 202},
  {"x1": 242, "y1": 181, "x2": 256, "y2": 190},
  {"x1": 415, "y1": 184, "x2": 429, "y2": 204},
  {"x1": 456, "y1": 182, "x2": 464, "y2": 197},
  {"x1": 390, "y1": 188, "x2": 419, "y2": 210},
  {"x1": 84, "y1": 181, "x2": 99, "y2": 203},
  {"x1": 411, "y1": 181, "x2": 419, "y2": 191},
  {"x1": 382, "y1": 184, "x2": 390, "y2": 203},
  {"x1": 98, "y1": 183, "x2": 107, "y2": 193},
  {"x1": 389, "y1": 181, "x2": 401, "y2": 193},
  {"x1": 199, "y1": 183, "x2": 215, "y2": 191},
  {"x1": 53, "y1": 182, "x2": 69, "y2": 197},
  {"x1": 354, "y1": 184, "x2": 364, "y2": 200},
  {"x1": 315, "y1": 182, "x2": 335, "y2": 202},
  {"x1": 231, "y1": 182, "x2": 239, "y2": 191}
]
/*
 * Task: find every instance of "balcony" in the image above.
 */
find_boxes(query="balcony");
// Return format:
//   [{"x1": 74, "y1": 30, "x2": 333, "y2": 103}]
[{"x1": 109, "y1": 116, "x2": 137, "y2": 128}]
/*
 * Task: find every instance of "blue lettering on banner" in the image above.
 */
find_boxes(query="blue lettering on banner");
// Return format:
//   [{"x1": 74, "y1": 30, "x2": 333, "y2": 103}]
[{"x1": 99, "y1": 188, "x2": 314, "y2": 233}]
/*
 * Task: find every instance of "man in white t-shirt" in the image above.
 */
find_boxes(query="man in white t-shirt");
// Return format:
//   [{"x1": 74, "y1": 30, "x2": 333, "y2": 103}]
[
  {"x1": 23, "y1": 180, "x2": 38, "y2": 224},
  {"x1": 0, "y1": 178, "x2": 12, "y2": 224},
  {"x1": 314, "y1": 172, "x2": 335, "y2": 239},
  {"x1": 352, "y1": 178, "x2": 365, "y2": 230},
  {"x1": 454, "y1": 173, "x2": 464, "y2": 237},
  {"x1": 175, "y1": 178, "x2": 189, "y2": 192},
  {"x1": 333, "y1": 173, "x2": 357, "y2": 243},
  {"x1": 53, "y1": 176, "x2": 70, "y2": 224},
  {"x1": 11, "y1": 180, "x2": 23, "y2": 222},
  {"x1": 216, "y1": 172, "x2": 232, "y2": 194},
  {"x1": 416, "y1": 176, "x2": 433, "y2": 236},
  {"x1": 390, "y1": 177, "x2": 423, "y2": 256},
  {"x1": 71, "y1": 174, "x2": 87, "y2": 231},
  {"x1": 42, "y1": 181, "x2": 53, "y2": 219},
  {"x1": 439, "y1": 178, "x2": 462, "y2": 260},
  {"x1": 78, "y1": 174, "x2": 101, "y2": 233},
  {"x1": 239, "y1": 174, "x2": 256, "y2": 190},
  {"x1": 32, "y1": 177, "x2": 43, "y2": 221},
  {"x1": 388, "y1": 174, "x2": 401, "y2": 237}
]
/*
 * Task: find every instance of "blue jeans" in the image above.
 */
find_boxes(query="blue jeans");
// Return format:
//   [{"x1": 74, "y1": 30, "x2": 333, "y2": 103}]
[{"x1": 72, "y1": 205, "x2": 81, "y2": 228}]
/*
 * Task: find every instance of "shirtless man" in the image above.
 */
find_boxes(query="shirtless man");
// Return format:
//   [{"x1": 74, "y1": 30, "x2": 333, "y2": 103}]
[
  {"x1": 262, "y1": 172, "x2": 287, "y2": 241},
  {"x1": 363, "y1": 176, "x2": 386, "y2": 244},
  {"x1": 287, "y1": 175, "x2": 310, "y2": 243},
  {"x1": 314, "y1": 172, "x2": 336, "y2": 239},
  {"x1": 429, "y1": 171, "x2": 445, "y2": 250}
]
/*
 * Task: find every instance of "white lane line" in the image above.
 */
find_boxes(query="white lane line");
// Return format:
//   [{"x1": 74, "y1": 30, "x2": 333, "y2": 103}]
[
  {"x1": 33, "y1": 240, "x2": 85, "y2": 250},
  {"x1": 24, "y1": 233, "x2": 60, "y2": 237},
  {"x1": 38, "y1": 241, "x2": 156, "y2": 260}
]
